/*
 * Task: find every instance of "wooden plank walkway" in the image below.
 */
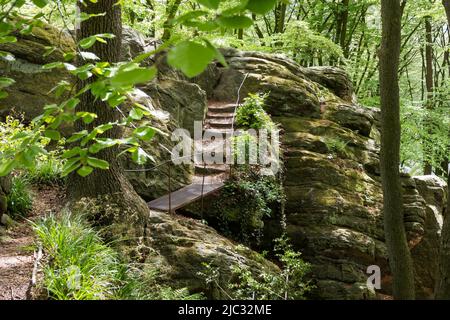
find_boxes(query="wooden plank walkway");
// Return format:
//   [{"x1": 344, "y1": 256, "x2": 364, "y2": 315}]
[
  {"x1": 147, "y1": 101, "x2": 235, "y2": 213},
  {"x1": 148, "y1": 182, "x2": 224, "y2": 212}
]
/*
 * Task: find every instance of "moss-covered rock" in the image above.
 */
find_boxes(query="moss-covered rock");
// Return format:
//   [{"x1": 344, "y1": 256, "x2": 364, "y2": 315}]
[{"x1": 144, "y1": 210, "x2": 279, "y2": 299}]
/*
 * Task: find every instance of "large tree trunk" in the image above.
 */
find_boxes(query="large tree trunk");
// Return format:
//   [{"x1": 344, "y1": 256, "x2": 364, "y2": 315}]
[
  {"x1": 70, "y1": 0, "x2": 149, "y2": 254},
  {"x1": 423, "y1": 17, "x2": 434, "y2": 175},
  {"x1": 379, "y1": 0, "x2": 415, "y2": 299},
  {"x1": 435, "y1": 0, "x2": 450, "y2": 299}
]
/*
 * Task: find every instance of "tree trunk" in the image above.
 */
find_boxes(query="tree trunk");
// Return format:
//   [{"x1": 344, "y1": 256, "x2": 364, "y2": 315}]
[
  {"x1": 423, "y1": 17, "x2": 434, "y2": 175},
  {"x1": 443, "y1": 0, "x2": 450, "y2": 25},
  {"x1": 435, "y1": 0, "x2": 450, "y2": 299},
  {"x1": 274, "y1": 2, "x2": 287, "y2": 34},
  {"x1": 162, "y1": 0, "x2": 183, "y2": 41},
  {"x1": 379, "y1": 0, "x2": 415, "y2": 299},
  {"x1": 70, "y1": 0, "x2": 149, "y2": 252}
]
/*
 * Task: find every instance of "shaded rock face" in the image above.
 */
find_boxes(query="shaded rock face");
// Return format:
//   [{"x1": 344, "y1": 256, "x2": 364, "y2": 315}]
[
  {"x1": 144, "y1": 210, "x2": 279, "y2": 299},
  {"x1": 0, "y1": 176, "x2": 12, "y2": 217},
  {"x1": 411, "y1": 176, "x2": 448, "y2": 298},
  {"x1": 188, "y1": 48, "x2": 448, "y2": 299},
  {"x1": 0, "y1": 24, "x2": 74, "y2": 121}
]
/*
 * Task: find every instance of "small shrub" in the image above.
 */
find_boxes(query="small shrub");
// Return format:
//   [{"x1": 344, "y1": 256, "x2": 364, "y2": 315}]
[
  {"x1": 7, "y1": 176, "x2": 33, "y2": 218},
  {"x1": 213, "y1": 165, "x2": 285, "y2": 245},
  {"x1": 236, "y1": 93, "x2": 274, "y2": 130},
  {"x1": 199, "y1": 235, "x2": 312, "y2": 300},
  {"x1": 324, "y1": 137, "x2": 349, "y2": 155}
]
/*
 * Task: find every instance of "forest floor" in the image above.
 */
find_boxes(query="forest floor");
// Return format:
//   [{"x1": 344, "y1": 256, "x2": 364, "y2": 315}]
[{"x1": 0, "y1": 185, "x2": 66, "y2": 300}]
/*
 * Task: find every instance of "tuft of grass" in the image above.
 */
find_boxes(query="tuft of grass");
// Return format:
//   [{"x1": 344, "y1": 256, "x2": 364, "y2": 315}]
[
  {"x1": 7, "y1": 176, "x2": 33, "y2": 219},
  {"x1": 32, "y1": 213, "x2": 119, "y2": 300},
  {"x1": 32, "y1": 213, "x2": 203, "y2": 300},
  {"x1": 25, "y1": 154, "x2": 65, "y2": 185}
]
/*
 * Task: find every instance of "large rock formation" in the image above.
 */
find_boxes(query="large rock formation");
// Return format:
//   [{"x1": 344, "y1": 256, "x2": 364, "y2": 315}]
[
  {"x1": 187, "y1": 48, "x2": 448, "y2": 299},
  {"x1": 1, "y1": 25, "x2": 448, "y2": 299},
  {"x1": 144, "y1": 210, "x2": 279, "y2": 299}
]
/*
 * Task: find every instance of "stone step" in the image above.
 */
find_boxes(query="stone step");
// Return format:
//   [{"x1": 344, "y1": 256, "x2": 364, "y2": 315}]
[
  {"x1": 205, "y1": 117, "x2": 234, "y2": 125},
  {"x1": 208, "y1": 104, "x2": 236, "y2": 113},
  {"x1": 206, "y1": 111, "x2": 234, "y2": 118},
  {"x1": 195, "y1": 163, "x2": 230, "y2": 174},
  {"x1": 203, "y1": 128, "x2": 235, "y2": 135},
  {"x1": 205, "y1": 121, "x2": 234, "y2": 129}
]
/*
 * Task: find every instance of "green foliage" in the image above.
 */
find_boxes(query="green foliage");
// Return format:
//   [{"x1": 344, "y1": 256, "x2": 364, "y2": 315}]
[
  {"x1": 32, "y1": 213, "x2": 201, "y2": 300},
  {"x1": 235, "y1": 93, "x2": 274, "y2": 130},
  {"x1": 230, "y1": 236, "x2": 312, "y2": 300},
  {"x1": 401, "y1": 101, "x2": 450, "y2": 175},
  {"x1": 324, "y1": 137, "x2": 350, "y2": 156},
  {"x1": 0, "y1": 0, "x2": 278, "y2": 179},
  {"x1": 7, "y1": 176, "x2": 33, "y2": 219},
  {"x1": 212, "y1": 165, "x2": 285, "y2": 245},
  {"x1": 25, "y1": 151, "x2": 65, "y2": 185},
  {"x1": 199, "y1": 235, "x2": 312, "y2": 300}
]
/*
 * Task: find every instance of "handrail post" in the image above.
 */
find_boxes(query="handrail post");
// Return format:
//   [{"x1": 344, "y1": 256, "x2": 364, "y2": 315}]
[
  {"x1": 168, "y1": 165, "x2": 172, "y2": 214},
  {"x1": 201, "y1": 162, "x2": 206, "y2": 219}
]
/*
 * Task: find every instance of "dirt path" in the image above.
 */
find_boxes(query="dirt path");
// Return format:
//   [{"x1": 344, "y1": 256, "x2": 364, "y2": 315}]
[{"x1": 0, "y1": 185, "x2": 66, "y2": 300}]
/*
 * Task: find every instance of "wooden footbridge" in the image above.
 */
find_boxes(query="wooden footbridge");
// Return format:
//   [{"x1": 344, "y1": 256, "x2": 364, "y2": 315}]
[{"x1": 147, "y1": 102, "x2": 237, "y2": 213}]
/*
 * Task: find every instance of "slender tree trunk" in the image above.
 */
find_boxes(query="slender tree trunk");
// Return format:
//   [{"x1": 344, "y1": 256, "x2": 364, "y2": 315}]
[
  {"x1": 435, "y1": 0, "x2": 450, "y2": 299},
  {"x1": 146, "y1": 0, "x2": 156, "y2": 37},
  {"x1": 379, "y1": 0, "x2": 415, "y2": 299},
  {"x1": 274, "y1": 2, "x2": 287, "y2": 34},
  {"x1": 162, "y1": 0, "x2": 183, "y2": 41},
  {"x1": 71, "y1": 0, "x2": 149, "y2": 247},
  {"x1": 424, "y1": 17, "x2": 434, "y2": 175},
  {"x1": 444, "y1": 0, "x2": 450, "y2": 24}
]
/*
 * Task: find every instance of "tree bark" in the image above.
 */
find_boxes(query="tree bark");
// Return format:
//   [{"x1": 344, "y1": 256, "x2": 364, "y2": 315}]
[
  {"x1": 443, "y1": 0, "x2": 450, "y2": 25},
  {"x1": 379, "y1": 0, "x2": 416, "y2": 299},
  {"x1": 70, "y1": 0, "x2": 149, "y2": 248},
  {"x1": 162, "y1": 0, "x2": 183, "y2": 41},
  {"x1": 423, "y1": 17, "x2": 434, "y2": 175}
]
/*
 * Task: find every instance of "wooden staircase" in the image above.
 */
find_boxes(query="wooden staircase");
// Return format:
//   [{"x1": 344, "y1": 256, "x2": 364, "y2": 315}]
[{"x1": 148, "y1": 101, "x2": 236, "y2": 213}]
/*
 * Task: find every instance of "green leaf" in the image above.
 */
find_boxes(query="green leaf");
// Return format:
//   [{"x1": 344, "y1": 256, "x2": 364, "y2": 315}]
[
  {"x1": 245, "y1": 0, "x2": 277, "y2": 15},
  {"x1": 32, "y1": 0, "x2": 48, "y2": 8},
  {"x1": 132, "y1": 147, "x2": 150, "y2": 165},
  {"x1": 0, "y1": 36, "x2": 17, "y2": 44},
  {"x1": 167, "y1": 41, "x2": 216, "y2": 78},
  {"x1": 129, "y1": 108, "x2": 144, "y2": 120},
  {"x1": 67, "y1": 131, "x2": 88, "y2": 143},
  {"x1": 203, "y1": 38, "x2": 227, "y2": 67},
  {"x1": 0, "y1": 91, "x2": 8, "y2": 99},
  {"x1": 110, "y1": 67, "x2": 157, "y2": 87},
  {"x1": 42, "y1": 62, "x2": 64, "y2": 70},
  {"x1": 133, "y1": 126, "x2": 156, "y2": 141},
  {"x1": 44, "y1": 129, "x2": 61, "y2": 141},
  {"x1": 61, "y1": 158, "x2": 81, "y2": 177},
  {"x1": 0, "y1": 159, "x2": 15, "y2": 177},
  {"x1": 77, "y1": 165, "x2": 93, "y2": 177},
  {"x1": 216, "y1": 15, "x2": 253, "y2": 29},
  {"x1": 175, "y1": 10, "x2": 208, "y2": 24},
  {"x1": 0, "y1": 77, "x2": 15, "y2": 88},
  {"x1": 196, "y1": 0, "x2": 221, "y2": 9},
  {"x1": 76, "y1": 112, "x2": 97, "y2": 124},
  {"x1": 79, "y1": 36, "x2": 97, "y2": 49},
  {"x1": 89, "y1": 139, "x2": 118, "y2": 154},
  {"x1": 87, "y1": 157, "x2": 109, "y2": 170}
]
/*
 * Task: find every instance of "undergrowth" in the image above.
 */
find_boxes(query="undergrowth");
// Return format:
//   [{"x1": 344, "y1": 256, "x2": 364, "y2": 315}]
[
  {"x1": 7, "y1": 175, "x2": 33, "y2": 219},
  {"x1": 32, "y1": 213, "x2": 202, "y2": 300}
]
